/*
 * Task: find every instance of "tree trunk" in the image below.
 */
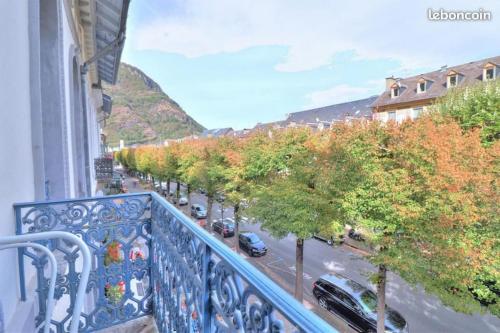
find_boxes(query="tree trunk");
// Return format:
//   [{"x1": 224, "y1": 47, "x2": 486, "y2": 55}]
[
  {"x1": 187, "y1": 184, "x2": 191, "y2": 207},
  {"x1": 166, "y1": 179, "x2": 171, "y2": 198},
  {"x1": 176, "y1": 181, "x2": 181, "y2": 207},
  {"x1": 295, "y1": 238, "x2": 304, "y2": 302},
  {"x1": 376, "y1": 264, "x2": 387, "y2": 333},
  {"x1": 234, "y1": 203, "x2": 240, "y2": 253},
  {"x1": 206, "y1": 196, "x2": 214, "y2": 230}
]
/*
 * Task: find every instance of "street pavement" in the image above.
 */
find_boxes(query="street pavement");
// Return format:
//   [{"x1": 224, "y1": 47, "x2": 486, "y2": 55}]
[{"x1": 122, "y1": 174, "x2": 500, "y2": 333}]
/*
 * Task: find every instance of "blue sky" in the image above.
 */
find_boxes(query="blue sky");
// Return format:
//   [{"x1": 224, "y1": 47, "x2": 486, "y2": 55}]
[{"x1": 122, "y1": 0, "x2": 499, "y2": 130}]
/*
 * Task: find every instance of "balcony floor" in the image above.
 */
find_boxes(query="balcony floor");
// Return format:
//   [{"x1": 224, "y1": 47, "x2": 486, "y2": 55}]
[{"x1": 95, "y1": 316, "x2": 157, "y2": 333}]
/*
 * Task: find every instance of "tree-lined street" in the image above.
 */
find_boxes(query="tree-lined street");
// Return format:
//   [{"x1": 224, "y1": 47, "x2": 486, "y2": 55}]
[
  {"x1": 123, "y1": 173, "x2": 500, "y2": 333},
  {"x1": 116, "y1": 86, "x2": 499, "y2": 333},
  {"x1": 183, "y1": 184, "x2": 500, "y2": 333}
]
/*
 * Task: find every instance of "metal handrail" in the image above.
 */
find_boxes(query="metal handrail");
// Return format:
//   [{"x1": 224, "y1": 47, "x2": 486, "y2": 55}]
[
  {"x1": 0, "y1": 231, "x2": 91, "y2": 333},
  {"x1": 13, "y1": 192, "x2": 336, "y2": 332},
  {"x1": 0, "y1": 242, "x2": 56, "y2": 333},
  {"x1": 151, "y1": 192, "x2": 336, "y2": 333}
]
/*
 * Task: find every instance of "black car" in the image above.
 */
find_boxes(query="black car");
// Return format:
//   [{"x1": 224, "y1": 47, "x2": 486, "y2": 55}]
[
  {"x1": 313, "y1": 273, "x2": 408, "y2": 333},
  {"x1": 212, "y1": 219, "x2": 235, "y2": 237},
  {"x1": 238, "y1": 232, "x2": 267, "y2": 256},
  {"x1": 348, "y1": 229, "x2": 365, "y2": 242}
]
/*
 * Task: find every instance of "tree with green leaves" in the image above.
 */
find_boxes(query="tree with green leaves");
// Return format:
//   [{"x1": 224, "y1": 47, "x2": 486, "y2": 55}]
[
  {"x1": 188, "y1": 139, "x2": 228, "y2": 228},
  {"x1": 245, "y1": 129, "x2": 338, "y2": 302},
  {"x1": 219, "y1": 136, "x2": 250, "y2": 252},
  {"x1": 434, "y1": 79, "x2": 500, "y2": 145},
  {"x1": 335, "y1": 117, "x2": 499, "y2": 332},
  {"x1": 166, "y1": 144, "x2": 184, "y2": 206},
  {"x1": 178, "y1": 140, "x2": 202, "y2": 208}
]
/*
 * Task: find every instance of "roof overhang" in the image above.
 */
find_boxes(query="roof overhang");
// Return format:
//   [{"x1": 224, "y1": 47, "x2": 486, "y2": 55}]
[
  {"x1": 79, "y1": 0, "x2": 131, "y2": 85},
  {"x1": 447, "y1": 70, "x2": 461, "y2": 76},
  {"x1": 484, "y1": 62, "x2": 497, "y2": 68}
]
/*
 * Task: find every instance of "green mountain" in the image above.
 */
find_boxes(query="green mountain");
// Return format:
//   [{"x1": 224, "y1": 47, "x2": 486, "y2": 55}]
[{"x1": 103, "y1": 63, "x2": 204, "y2": 146}]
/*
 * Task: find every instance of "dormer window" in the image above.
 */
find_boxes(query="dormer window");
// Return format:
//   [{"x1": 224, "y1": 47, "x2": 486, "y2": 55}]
[
  {"x1": 483, "y1": 62, "x2": 496, "y2": 81},
  {"x1": 447, "y1": 70, "x2": 459, "y2": 88},
  {"x1": 486, "y1": 68, "x2": 494, "y2": 80},
  {"x1": 417, "y1": 78, "x2": 427, "y2": 93},
  {"x1": 449, "y1": 75, "x2": 457, "y2": 87},
  {"x1": 390, "y1": 83, "x2": 400, "y2": 98}
]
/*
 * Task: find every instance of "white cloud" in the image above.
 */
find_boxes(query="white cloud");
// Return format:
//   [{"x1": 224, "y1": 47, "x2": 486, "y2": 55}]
[
  {"x1": 305, "y1": 81, "x2": 382, "y2": 108},
  {"x1": 132, "y1": 0, "x2": 499, "y2": 72}
]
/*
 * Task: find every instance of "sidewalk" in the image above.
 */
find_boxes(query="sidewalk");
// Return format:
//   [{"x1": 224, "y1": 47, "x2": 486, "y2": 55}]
[{"x1": 119, "y1": 172, "x2": 149, "y2": 193}]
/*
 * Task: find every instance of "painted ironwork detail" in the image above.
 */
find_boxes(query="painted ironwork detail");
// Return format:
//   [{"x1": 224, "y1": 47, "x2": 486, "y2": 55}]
[
  {"x1": 151, "y1": 198, "x2": 292, "y2": 333},
  {"x1": 15, "y1": 193, "x2": 334, "y2": 333},
  {"x1": 16, "y1": 194, "x2": 152, "y2": 333}
]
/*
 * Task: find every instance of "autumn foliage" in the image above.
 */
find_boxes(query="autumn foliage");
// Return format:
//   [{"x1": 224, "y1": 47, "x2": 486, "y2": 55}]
[{"x1": 116, "y1": 109, "x2": 499, "y2": 317}]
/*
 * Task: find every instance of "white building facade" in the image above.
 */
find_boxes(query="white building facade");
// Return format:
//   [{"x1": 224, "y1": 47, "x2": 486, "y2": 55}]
[{"x1": 0, "y1": 0, "x2": 129, "y2": 331}]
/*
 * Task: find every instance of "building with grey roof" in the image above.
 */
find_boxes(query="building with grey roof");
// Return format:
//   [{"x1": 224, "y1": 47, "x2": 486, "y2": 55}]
[
  {"x1": 286, "y1": 96, "x2": 377, "y2": 128},
  {"x1": 372, "y1": 56, "x2": 500, "y2": 123}
]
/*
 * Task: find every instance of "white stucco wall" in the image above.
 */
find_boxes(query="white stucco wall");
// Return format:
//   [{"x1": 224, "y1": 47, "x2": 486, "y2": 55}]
[
  {"x1": 61, "y1": 3, "x2": 78, "y2": 198},
  {"x1": 0, "y1": 0, "x2": 105, "y2": 330},
  {"x1": 373, "y1": 105, "x2": 429, "y2": 123},
  {"x1": 60, "y1": 5, "x2": 102, "y2": 198},
  {"x1": 0, "y1": 1, "x2": 37, "y2": 330}
]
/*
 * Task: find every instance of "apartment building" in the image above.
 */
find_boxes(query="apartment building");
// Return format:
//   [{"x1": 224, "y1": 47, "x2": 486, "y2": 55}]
[
  {"x1": 371, "y1": 56, "x2": 500, "y2": 122},
  {"x1": 0, "y1": 1, "x2": 129, "y2": 331}
]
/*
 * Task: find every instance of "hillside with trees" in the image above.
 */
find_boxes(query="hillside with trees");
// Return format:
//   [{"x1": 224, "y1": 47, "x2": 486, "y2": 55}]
[{"x1": 103, "y1": 63, "x2": 204, "y2": 146}]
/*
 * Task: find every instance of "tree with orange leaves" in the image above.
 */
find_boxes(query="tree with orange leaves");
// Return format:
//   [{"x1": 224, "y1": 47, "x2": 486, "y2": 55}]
[
  {"x1": 183, "y1": 138, "x2": 229, "y2": 228},
  {"x1": 335, "y1": 116, "x2": 499, "y2": 332}
]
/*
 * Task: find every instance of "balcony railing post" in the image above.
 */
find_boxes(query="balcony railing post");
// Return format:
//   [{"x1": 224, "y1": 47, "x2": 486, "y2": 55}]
[
  {"x1": 200, "y1": 243, "x2": 212, "y2": 332},
  {"x1": 14, "y1": 205, "x2": 27, "y2": 301}
]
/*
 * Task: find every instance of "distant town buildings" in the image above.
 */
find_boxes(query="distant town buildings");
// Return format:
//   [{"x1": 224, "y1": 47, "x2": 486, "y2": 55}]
[
  {"x1": 286, "y1": 96, "x2": 376, "y2": 128},
  {"x1": 230, "y1": 128, "x2": 253, "y2": 138},
  {"x1": 252, "y1": 96, "x2": 376, "y2": 132},
  {"x1": 200, "y1": 127, "x2": 234, "y2": 138},
  {"x1": 253, "y1": 120, "x2": 288, "y2": 131}
]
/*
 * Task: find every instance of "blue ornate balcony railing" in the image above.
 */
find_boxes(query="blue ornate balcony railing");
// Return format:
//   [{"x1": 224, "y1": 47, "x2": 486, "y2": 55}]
[{"x1": 14, "y1": 192, "x2": 336, "y2": 333}]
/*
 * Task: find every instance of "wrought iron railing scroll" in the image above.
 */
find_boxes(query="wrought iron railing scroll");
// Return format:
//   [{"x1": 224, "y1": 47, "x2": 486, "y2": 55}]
[{"x1": 14, "y1": 192, "x2": 336, "y2": 333}]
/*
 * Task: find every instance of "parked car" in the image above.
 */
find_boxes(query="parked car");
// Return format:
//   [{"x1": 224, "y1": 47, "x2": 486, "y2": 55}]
[
  {"x1": 110, "y1": 174, "x2": 123, "y2": 189},
  {"x1": 314, "y1": 232, "x2": 344, "y2": 246},
  {"x1": 212, "y1": 218, "x2": 235, "y2": 237},
  {"x1": 190, "y1": 204, "x2": 207, "y2": 219},
  {"x1": 238, "y1": 232, "x2": 267, "y2": 257},
  {"x1": 348, "y1": 229, "x2": 365, "y2": 242},
  {"x1": 178, "y1": 196, "x2": 188, "y2": 206},
  {"x1": 215, "y1": 192, "x2": 226, "y2": 203},
  {"x1": 313, "y1": 273, "x2": 408, "y2": 333}
]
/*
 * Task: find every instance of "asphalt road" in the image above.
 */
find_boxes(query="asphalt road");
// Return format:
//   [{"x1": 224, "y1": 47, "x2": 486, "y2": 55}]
[{"x1": 128, "y1": 176, "x2": 500, "y2": 333}]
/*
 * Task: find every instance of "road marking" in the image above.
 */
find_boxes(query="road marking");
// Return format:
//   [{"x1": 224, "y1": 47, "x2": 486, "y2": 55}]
[
  {"x1": 288, "y1": 266, "x2": 313, "y2": 280},
  {"x1": 266, "y1": 257, "x2": 284, "y2": 266}
]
